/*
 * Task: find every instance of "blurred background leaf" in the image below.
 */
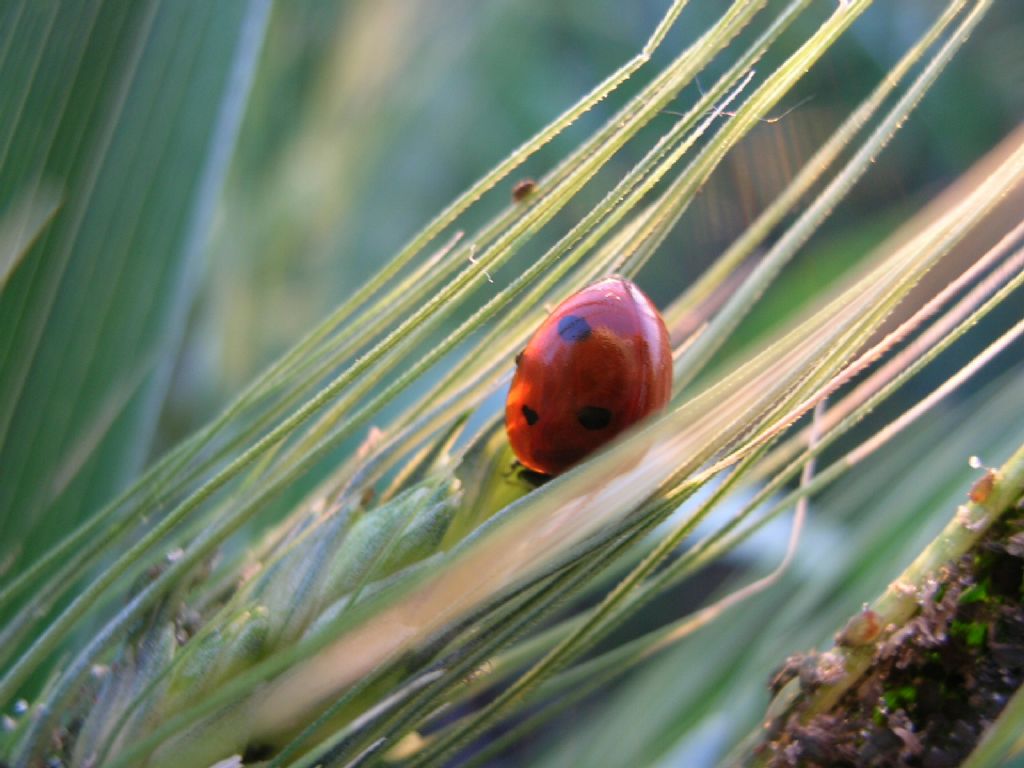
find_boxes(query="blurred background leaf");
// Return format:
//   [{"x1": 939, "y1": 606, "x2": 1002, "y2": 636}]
[{"x1": 0, "y1": 0, "x2": 271, "y2": 581}]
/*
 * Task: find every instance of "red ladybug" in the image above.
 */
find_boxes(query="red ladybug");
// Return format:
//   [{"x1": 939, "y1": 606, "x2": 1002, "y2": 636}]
[{"x1": 505, "y1": 275, "x2": 673, "y2": 476}]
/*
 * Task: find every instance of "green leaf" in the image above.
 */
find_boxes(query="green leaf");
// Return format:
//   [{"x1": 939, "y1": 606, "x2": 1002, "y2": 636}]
[{"x1": 0, "y1": 0, "x2": 271, "y2": 584}]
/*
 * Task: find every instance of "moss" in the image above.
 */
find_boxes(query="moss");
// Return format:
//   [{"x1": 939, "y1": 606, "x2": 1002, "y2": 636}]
[
  {"x1": 764, "y1": 506, "x2": 1024, "y2": 767},
  {"x1": 950, "y1": 619, "x2": 987, "y2": 647},
  {"x1": 957, "y1": 580, "x2": 989, "y2": 605},
  {"x1": 882, "y1": 684, "x2": 918, "y2": 711}
]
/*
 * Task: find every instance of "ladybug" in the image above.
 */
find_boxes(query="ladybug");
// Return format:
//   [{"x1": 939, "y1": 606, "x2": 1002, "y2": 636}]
[{"x1": 505, "y1": 275, "x2": 673, "y2": 476}]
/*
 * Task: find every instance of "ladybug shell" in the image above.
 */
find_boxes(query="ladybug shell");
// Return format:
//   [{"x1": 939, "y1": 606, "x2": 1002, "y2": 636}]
[{"x1": 505, "y1": 275, "x2": 672, "y2": 476}]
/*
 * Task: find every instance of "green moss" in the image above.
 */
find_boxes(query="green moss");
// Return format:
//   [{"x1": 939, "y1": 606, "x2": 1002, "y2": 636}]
[
  {"x1": 950, "y1": 619, "x2": 987, "y2": 647},
  {"x1": 958, "y1": 580, "x2": 990, "y2": 605},
  {"x1": 882, "y1": 684, "x2": 918, "y2": 711}
]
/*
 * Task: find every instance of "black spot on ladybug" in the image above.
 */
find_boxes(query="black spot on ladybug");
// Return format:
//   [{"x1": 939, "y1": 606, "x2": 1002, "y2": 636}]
[
  {"x1": 515, "y1": 350, "x2": 524, "y2": 367},
  {"x1": 522, "y1": 405, "x2": 539, "y2": 425},
  {"x1": 557, "y1": 315, "x2": 591, "y2": 342},
  {"x1": 577, "y1": 406, "x2": 611, "y2": 430}
]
